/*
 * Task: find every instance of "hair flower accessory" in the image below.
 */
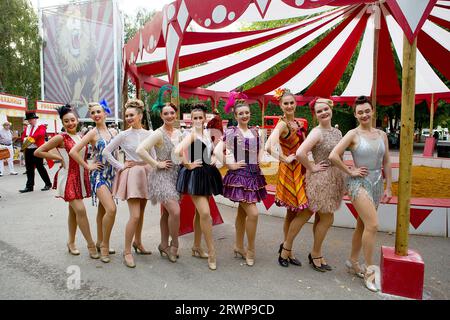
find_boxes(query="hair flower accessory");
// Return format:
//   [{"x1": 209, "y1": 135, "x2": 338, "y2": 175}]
[
  {"x1": 273, "y1": 88, "x2": 287, "y2": 101},
  {"x1": 99, "y1": 99, "x2": 111, "y2": 114}
]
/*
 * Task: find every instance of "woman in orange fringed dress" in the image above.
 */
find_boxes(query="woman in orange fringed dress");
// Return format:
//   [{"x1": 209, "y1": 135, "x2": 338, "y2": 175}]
[{"x1": 265, "y1": 88, "x2": 312, "y2": 268}]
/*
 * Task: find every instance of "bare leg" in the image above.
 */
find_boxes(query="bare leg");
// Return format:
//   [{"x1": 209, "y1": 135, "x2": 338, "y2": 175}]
[
  {"x1": 311, "y1": 212, "x2": 334, "y2": 266},
  {"x1": 240, "y1": 203, "x2": 258, "y2": 252},
  {"x1": 68, "y1": 204, "x2": 77, "y2": 248},
  {"x1": 124, "y1": 199, "x2": 141, "y2": 265},
  {"x1": 351, "y1": 190, "x2": 378, "y2": 266},
  {"x1": 160, "y1": 206, "x2": 170, "y2": 249},
  {"x1": 235, "y1": 204, "x2": 246, "y2": 251},
  {"x1": 96, "y1": 203, "x2": 105, "y2": 247},
  {"x1": 96, "y1": 185, "x2": 117, "y2": 255},
  {"x1": 240, "y1": 203, "x2": 258, "y2": 264},
  {"x1": 163, "y1": 200, "x2": 180, "y2": 255},
  {"x1": 69, "y1": 200, "x2": 96, "y2": 253},
  {"x1": 191, "y1": 196, "x2": 215, "y2": 257},
  {"x1": 193, "y1": 209, "x2": 202, "y2": 248},
  {"x1": 133, "y1": 199, "x2": 148, "y2": 247},
  {"x1": 283, "y1": 211, "x2": 296, "y2": 241},
  {"x1": 312, "y1": 213, "x2": 320, "y2": 237},
  {"x1": 281, "y1": 209, "x2": 313, "y2": 259},
  {"x1": 350, "y1": 217, "x2": 364, "y2": 263}
]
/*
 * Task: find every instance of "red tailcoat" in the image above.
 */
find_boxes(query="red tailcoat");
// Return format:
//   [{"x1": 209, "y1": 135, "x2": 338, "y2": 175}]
[{"x1": 21, "y1": 124, "x2": 54, "y2": 168}]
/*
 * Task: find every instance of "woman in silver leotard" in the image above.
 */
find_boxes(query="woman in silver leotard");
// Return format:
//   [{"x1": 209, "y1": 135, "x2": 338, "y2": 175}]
[
  {"x1": 329, "y1": 96, "x2": 392, "y2": 293},
  {"x1": 347, "y1": 129, "x2": 385, "y2": 209}
]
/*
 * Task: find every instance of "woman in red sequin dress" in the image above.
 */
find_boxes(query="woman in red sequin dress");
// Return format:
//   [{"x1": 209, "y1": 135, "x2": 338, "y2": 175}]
[{"x1": 34, "y1": 105, "x2": 99, "y2": 259}]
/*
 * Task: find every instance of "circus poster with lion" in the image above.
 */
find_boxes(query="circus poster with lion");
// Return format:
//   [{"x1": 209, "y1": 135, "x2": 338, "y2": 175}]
[{"x1": 42, "y1": 0, "x2": 119, "y2": 119}]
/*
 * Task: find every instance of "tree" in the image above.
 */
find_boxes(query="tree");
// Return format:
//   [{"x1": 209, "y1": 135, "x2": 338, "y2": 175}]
[{"x1": 0, "y1": 0, "x2": 41, "y2": 109}]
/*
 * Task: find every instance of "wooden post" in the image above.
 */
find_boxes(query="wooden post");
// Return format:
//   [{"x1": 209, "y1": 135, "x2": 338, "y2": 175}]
[
  {"x1": 136, "y1": 79, "x2": 141, "y2": 100},
  {"x1": 122, "y1": 72, "x2": 128, "y2": 130},
  {"x1": 171, "y1": 60, "x2": 180, "y2": 124},
  {"x1": 371, "y1": 4, "x2": 381, "y2": 127},
  {"x1": 261, "y1": 97, "x2": 265, "y2": 127},
  {"x1": 395, "y1": 36, "x2": 417, "y2": 256},
  {"x1": 429, "y1": 93, "x2": 434, "y2": 136}
]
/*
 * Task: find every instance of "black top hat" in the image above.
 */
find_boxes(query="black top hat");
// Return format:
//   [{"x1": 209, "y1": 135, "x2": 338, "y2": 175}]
[{"x1": 25, "y1": 112, "x2": 39, "y2": 120}]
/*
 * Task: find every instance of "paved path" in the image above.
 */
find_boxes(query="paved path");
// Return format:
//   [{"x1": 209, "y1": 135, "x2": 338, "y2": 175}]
[{"x1": 0, "y1": 166, "x2": 448, "y2": 300}]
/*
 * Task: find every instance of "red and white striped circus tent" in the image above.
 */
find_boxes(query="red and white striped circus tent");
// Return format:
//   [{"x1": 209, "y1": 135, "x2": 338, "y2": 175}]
[{"x1": 123, "y1": 0, "x2": 450, "y2": 106}]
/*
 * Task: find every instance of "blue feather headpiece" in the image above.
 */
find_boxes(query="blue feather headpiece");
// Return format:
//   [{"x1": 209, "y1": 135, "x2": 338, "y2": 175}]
[
  {"x1": 99, "y1": 99, "x2": 111, "y2": 115},
  {"x1": 151, "y1": 85, "x2": 178, "y2": 113}
]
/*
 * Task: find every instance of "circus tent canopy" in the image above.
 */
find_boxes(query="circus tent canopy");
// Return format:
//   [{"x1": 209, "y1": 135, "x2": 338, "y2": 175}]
[{"x1": 123, "y1": 0, "x2": 450, "y2": 105}]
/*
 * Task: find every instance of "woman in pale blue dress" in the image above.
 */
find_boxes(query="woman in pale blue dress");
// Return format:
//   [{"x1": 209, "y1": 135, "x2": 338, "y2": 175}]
[
  {"x1": 329, "y1": 96, "x2": 392, "y2": 293},
  {"x1": 69, "y1": 102, "x2": 118, "y2": 263}
]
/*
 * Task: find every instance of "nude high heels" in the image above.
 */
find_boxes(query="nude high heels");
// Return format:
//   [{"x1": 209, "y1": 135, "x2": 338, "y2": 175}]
[
  {"x1": 191, "y1": 246, "x2": 209, "y2": 259},
  {"x1": 208, "y1": 252, "x2": 217, "y2": 271},
  {"x1": 245, "y1": 249, "x2": 255, "y2": 267},
  {"x1": 345, "y1": 259, "x2": 366, "y2": 278},
  {"x1": 233, "y1": 247, "x2": 246, "y2": 259},
  {"x1": 67, "y1": 243, "x2": 80, "y2": 256}
]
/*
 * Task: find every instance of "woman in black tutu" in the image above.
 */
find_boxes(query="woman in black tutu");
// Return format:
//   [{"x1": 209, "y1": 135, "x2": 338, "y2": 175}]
[{"x1": 174, "y1": 103, "x2": 223, "y2": 270}]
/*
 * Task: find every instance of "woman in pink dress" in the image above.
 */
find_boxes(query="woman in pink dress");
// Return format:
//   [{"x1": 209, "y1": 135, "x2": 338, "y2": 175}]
[{"x1": 34, "y1": 104, "x2": 99, "y2": 259}]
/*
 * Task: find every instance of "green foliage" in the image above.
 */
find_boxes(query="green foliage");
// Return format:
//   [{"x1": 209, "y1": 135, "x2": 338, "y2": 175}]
[
  {"x1": 435, "y1": 101, "x2": 450, "y2": 128},
  {"x1": 124, "y1": 9, "x2": 155, "y2": 43},
  {"x1": 0, "y1": 0, "x2": 41, "y2": 109}
]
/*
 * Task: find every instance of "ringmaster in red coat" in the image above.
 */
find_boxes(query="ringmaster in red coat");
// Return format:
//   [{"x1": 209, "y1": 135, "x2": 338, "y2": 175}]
[{"x1": 19, "y1": 112, "x2": 52, "y2": 193}]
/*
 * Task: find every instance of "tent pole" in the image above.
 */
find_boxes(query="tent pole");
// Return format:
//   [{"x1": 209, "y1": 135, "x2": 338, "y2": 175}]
[
  {"x1": 395, "y1": 36, "x2": 417, "y2": 256},
  {"x1": 261, "y1": 97, "x2": 265, "y2": 127},
  {"x1": 171, "y1": 60, "x2": 180, "y2": 123},
  {"x1": 429, "y1": 93, "x2": 434, "y2": 137},
  {"x1": 122, "y1": 71, "x2": 128, "y2": 130},
  {"x1": 371, "y1": 4, "x2": 381, "y2": 127}
]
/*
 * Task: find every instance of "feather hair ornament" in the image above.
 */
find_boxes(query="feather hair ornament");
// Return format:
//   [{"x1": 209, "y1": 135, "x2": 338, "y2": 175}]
[
  {"x1": 151, "y1": 84, "x2": 178, "y2": 113},
  {"x1": 99, "y1": 99, "x2": 111, "y2": 114},
  {"x1": 224, "y1": 90, "x2": 248, "y2": 114}
]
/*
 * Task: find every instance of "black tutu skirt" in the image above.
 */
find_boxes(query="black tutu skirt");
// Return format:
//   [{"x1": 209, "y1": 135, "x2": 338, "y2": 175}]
[{"x1": 176, "y1": 164, "x2": 223, "y2": 196}]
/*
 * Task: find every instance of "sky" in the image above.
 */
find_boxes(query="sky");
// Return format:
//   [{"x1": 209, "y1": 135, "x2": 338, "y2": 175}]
[
  {"x1": 30, "y1": 0, "x2": 175, "y2": 16},
  {"x1": 30, "y1": 0, "x2": 240, "y2": 31}
]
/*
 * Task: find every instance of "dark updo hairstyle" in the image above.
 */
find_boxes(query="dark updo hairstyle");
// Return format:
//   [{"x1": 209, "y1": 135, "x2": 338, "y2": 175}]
[
  {"x1": 56, "y1": 104, "x2": 75, "y2": 120},
  {"x1": 354, "y1": 95, "x2": 373, "y2": 110},
  {"x1": 190, "y1": 103, "x2": 207, "y2": 114}
]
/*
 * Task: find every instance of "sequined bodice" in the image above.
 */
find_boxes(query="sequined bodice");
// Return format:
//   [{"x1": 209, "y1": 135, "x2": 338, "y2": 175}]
[
  {"x1": 92, "y1": 128, "x2": 113, "y2": 164},
  {"x1": 226, "y1": 127, "x2": 260, "y2": 164},
  {"x1": 156, "y1": 128, "x2": 180, "y2": 162},
  {"x1": 311, "y1": 128, "x2": 342, "y2": 164},
  {"x1": 351, "y1": 131, "x2": 385, "y2": 184}
]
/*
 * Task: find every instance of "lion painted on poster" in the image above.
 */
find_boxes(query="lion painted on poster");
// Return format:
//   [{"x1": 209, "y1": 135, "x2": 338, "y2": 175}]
[{"x1": 57, "y1": 5, "x2": 101, "y2": 118}]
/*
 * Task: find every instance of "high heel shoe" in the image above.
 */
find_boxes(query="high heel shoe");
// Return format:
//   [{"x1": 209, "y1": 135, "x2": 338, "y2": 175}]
[
  {"x1": 132, "y1": 242, "x2": 152, "y2": 255},
  {"x1": 278, "y1": 246, "x2": 289, "y2": 267},
  {"x1": 208, "y1": 253, "x2": 217, "y2": 271},
  {"x1": 320, "y1": 258, "x2": 332, "y2": 271},
  {"x1": 167, "y1": 241, "x2": 178, "y2": 263},
  {"x1": 345, "y1": 259, "x2": 365, "y2": 278},
  {"x1": 233, "y1": 247, "x2": 246, "y2": 259},
  {"x1": 123, "y1": 252, "x2": 136, "y2": 268},
  {"x1": 246, "y1": 249, "x2": 255, "y2": 267},
  {"x1": 364, "y1": 265, "x2": 380, "y2": 292},
  {"x1": 158, "y1": 244, "x2": 169, "y2": 256},
  {"x1": 288, "y1": 256, "x2": 302, "y2": 266},
  {"x1": 96, "y1": 244, "x2": 116, "y2": 255},
  {"x1": 99, "y1": 246, "x2": 111, "y2": 263},
  {"x1": 67, "y1": 243, "x2": 80, "y2": 256},
  {"x1": 308, "y1": 253, "x2": 326, "y2": 272},
  {"x1": 192, "y1": 247, "x2": 209, "y2": 259},
  {"x1": 87, "y1": 245, "x2": 100, "y2": 259}
]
